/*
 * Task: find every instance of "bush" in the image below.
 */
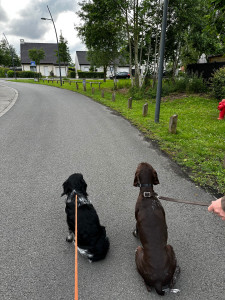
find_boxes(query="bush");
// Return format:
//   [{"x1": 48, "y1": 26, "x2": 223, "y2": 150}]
[
  {"x1": 186, "y1": 74, "x2": 208, "y2": 93},
  {"x1": 7, "y1": 70, "x2": 41, "y2": 78},
  {"x1": 0, "y1": 67, "x2": 10, "y2": 77},
  {"x1": 77, "y1": 71, "x2": 104, "y2": 79},
  {"x1": 210, "y1": 67, "x2": 225, "y2": 99},
  {"x1": 68, "y1": 70, "x2": 76, "y2": 78}
]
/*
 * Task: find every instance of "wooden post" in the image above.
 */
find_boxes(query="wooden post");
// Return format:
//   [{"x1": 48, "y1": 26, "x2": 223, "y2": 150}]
[
  {"x1": 83, "y1": 79, "x2": 86, "y2": 91},
  {"x1": 169, "y1": 114, "x2": 178, "y2": 133},
  {"x1": 112, "y1": 92, "x2": 115, "y2": 102},
  {"x1": 101, "y1": 90, "x2": 104, "y2": 98},
  {"x1": 92, "y1": 87, "x2": 95, "y2": 94},
  {"x1": 98, "y1": 83, "x2": 101, "y2": 90},
  {"x1": 128, "y1": 97, "x2": 132, "y2": 109},
  {"x1": 142, "y1": 103, "x2": 148, "y2": 117},
  {"x1": 76, "y1": 82, "x2": 79, "y2": 90}
]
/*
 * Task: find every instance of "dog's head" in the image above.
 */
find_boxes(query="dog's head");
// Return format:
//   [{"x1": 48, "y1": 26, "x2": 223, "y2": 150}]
[
  {"x1": 61, "y1": 173, "x2": 88, "y2": 197},
  {"x1": 133, "y1": 162, "x2": 159, "y2": 187}
]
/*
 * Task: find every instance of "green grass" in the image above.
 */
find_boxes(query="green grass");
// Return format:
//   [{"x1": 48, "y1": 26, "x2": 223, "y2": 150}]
[{"x1": 11, "y1": 78, "x2": 225, "y2": 194}]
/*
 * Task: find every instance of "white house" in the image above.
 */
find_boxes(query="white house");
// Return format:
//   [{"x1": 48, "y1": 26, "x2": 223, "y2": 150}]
[
  {"x1": 75, "y1": 51, "x2": 130, "y2": 77},
  {"x1": 20, "y1": 39, "x2": 68, "y2": 77}
]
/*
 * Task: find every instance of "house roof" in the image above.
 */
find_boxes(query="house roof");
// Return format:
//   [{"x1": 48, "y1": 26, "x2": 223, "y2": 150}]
[
  {"x1": 20, "y1": 42, "x2": 62, "y2": 65},
  {"x1": 76, "y1": 51, "x2": 129, "y2": 67},
  {"x1": 76, "y1": 51, "x2": 90, "y2": 65}
]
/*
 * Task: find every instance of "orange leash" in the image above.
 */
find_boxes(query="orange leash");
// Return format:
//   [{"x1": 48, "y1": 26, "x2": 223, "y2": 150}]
[{"x1": 75, "y1": 194, "x2": 78, "y2": 300}]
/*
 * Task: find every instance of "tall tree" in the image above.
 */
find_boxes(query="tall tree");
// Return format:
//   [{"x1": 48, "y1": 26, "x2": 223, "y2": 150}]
[
  {"x1": 0, "y1": 39, "x2": 20, "y2": 67},
  {"x1": 76, "y1": 0, "x2": 125, "y2": 82},
  {"x1": 28, "y1": 48, "x2": 45, "y2": 79},
  {"x1": 56, "y1": 32, "x2": 72, "y2": 66}
]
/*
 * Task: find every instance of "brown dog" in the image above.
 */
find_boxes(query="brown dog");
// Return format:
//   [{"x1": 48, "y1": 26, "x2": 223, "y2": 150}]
[{"x1": 133, "y1": 162, "x2": 179, "y2": 296}]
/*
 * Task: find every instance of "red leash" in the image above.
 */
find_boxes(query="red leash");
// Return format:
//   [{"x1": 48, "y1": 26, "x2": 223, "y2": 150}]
[{"x1": 75, "y1": 194, "x2": 78, "y2": 300}]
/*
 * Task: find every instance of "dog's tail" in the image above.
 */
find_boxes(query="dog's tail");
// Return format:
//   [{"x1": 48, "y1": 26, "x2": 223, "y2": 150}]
[{"x1": 155, "y1": 281, "x2": 165, "y2": 296}]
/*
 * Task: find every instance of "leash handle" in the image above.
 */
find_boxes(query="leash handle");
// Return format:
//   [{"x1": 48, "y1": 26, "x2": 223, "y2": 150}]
[
  {"x1": 75, "y1": 194, "x2": 78, "y2": 300},
  {"x1": 159, "y1": 196, "x2": 209, "y2": 207}
]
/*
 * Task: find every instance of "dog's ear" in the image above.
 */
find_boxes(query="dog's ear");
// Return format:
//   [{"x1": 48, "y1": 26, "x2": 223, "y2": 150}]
[
  {"x1": 61, "y1": 180, "x2": 68, "y2": 197},
  {"x1": 153, "y1": 169, "x2": 160, "y2": 185},
  {"x1": 133, "y1": 171, "x2": 139, "y2": 187},
  {"x1": 80, "y1": 176, "x2": 88, "y2": 195}
]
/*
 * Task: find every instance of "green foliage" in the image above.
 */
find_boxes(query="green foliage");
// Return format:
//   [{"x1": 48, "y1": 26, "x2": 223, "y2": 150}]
[
  {"x1": 56, "y1": 33, "x2": 72, "y2": 65},
  {"x1": 77, "y1": 71, "x2": 104, "y2": 79},
  {"x1": 28, "y1": 48, "x2": 45, "y2": 65},
  {"x1": 0, "y1": 39, "x2": 20, "y2": 67},
  {"x1": 210, "y1": 67, "x2": 225, "y2": 99},
  {"x1": 7, "y1": 70, "x2": 40, "y2": 78},
  {"x1": 0, "y1": 67, "x2": 10, "y2": 77},
  {"x1": 68, "y1": 70, "x2": 76, "y2": 78}
]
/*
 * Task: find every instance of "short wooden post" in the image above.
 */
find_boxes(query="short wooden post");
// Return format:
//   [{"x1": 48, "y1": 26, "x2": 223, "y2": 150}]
[
  {"x1": 112, "y1": 92, "x2": 116, "y2": 102},
  {"x1": 169, "y1": 114, "x2": 178, "y2": 134},
  {"x1": 142, "y1": 103, "x2": 148, "y2": 117},
  {"x1": 128, "y1": 97, "x2": 132, "y2": 109},
  {"x1": 76, "y1": 82, "x2": 79, "y2": 90},
  {"x1": 98, "y1": 83, "x2": 101, "y2": 90},
  {"x1": 92, "y1": 87, "x2": 95, "y2": 94},
  {"x1": 101, "y1": 90, "x2": 104, "y2": 98},
  {"x1": 69, "y1": 81, "x2": 71, "y2": 85},
  {"x1": 83, "y1": 79, "x2": 86, "y2": 91}
]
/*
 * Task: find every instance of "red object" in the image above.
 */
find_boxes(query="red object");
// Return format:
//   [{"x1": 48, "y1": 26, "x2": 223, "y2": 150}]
[{"x1": 217, "y1": 99, "x2": 225, "y2": 119}]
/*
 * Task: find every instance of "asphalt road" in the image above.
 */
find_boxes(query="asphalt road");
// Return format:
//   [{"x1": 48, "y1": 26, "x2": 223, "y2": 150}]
[{"x1": 0, "y1": 81, "x2": 224, "y2": 300}]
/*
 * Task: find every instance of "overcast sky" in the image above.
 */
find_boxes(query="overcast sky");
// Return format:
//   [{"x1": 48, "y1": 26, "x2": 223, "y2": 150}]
[{"x1": 0, "y1": 0, "x2": 86, "y2": 63}]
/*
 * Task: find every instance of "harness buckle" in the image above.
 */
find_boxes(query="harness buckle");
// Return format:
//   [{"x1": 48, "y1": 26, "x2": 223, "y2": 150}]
[{"x1": 143, "y1": 192, "x2": 151, "y2": 198}]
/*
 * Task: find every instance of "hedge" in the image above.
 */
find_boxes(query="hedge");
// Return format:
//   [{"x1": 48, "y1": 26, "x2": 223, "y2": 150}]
[
  {"x1": 7, "y1": 70, "x2": 41, "y2": 78},
  {"x1": 77, "y1": 71, "x2": 104, "y2": 79}
]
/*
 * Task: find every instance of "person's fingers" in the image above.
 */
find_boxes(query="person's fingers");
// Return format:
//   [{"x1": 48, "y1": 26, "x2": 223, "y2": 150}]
[{"x1": 208, "y1": 203, "x2": 214, "y2": 212}]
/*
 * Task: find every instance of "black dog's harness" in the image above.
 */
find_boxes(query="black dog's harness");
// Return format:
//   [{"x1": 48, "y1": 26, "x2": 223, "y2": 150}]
[{"x1": 66, "y1": 190, "x2": 91, "y2": 207}]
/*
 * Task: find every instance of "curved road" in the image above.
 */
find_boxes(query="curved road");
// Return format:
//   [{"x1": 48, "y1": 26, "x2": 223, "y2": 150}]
[{"x1": 0, "y1": 81, "x2": 224, "y2": 300}]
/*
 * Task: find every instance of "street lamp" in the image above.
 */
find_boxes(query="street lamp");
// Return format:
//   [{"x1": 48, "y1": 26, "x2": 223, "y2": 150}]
[
  {"x1": 154, "y1": 0, "x2": 169, "y2": 123},
  {"x1": 41, "y1": 5, "x2": 62, "y2": 86},
  {"x1": 3, "y1": 33, "x2": 16, "y2": 80}
]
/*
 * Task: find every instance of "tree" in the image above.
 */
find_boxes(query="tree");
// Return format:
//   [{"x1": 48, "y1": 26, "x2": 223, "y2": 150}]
[
  {"x1": 76, "y1": 0, "x2": 125, "y2": 82},
  {"x1": 55, "y1": 32, "x2": 72, "y2": 67},
  {"x1": 0, "y1": 39, "x2": 20, "y2": 67},
  {"x1": 28, "y1": 48, "x2": 45, "y2": 79}
]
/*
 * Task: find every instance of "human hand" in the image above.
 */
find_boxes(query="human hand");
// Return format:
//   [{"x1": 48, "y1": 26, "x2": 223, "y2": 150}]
[{"x1": 208, "y1": 198, "x2": 225, "y2": 220}]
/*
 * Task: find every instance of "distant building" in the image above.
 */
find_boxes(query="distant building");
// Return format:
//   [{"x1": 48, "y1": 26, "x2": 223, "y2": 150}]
[
  {"x1": 20, "y1": 39, "x2": 68, "y2": 77},
  {"x1": 208, "y1": 54, "x2": 225, "y2": 63},
  {"x1": 75, "y1": 51, "x2": 130, "y2": 77}
]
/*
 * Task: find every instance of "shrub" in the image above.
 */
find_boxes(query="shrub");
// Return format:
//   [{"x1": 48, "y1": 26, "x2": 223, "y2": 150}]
[
  {"x1": 0, "y1": 67, "x2": 10, "y2": 77},
  {"x1": 68, "y1": 70, "x2": 76, "y2": 78},
  {"x1": 186, "y1": 74, "x2": 208, "y2": 93},
  {"x1": 77, "y1": 71, "x2": 104, "y2": 79},
  {"x1": 210, "y1": 67, "x2": 225, "y2": 99},
  {"x1": 7, "y1": 70, "x2": 41, "y2": 78}
]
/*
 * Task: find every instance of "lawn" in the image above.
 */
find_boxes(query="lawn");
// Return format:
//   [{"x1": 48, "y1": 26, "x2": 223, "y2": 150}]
[{"x1": 12, "y1": 78, "x2": 225, "y2": 195}]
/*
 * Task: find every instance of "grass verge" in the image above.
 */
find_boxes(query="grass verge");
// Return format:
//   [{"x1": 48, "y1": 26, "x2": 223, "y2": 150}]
[{"x1": 12, "y1": 78, "x2": 225, "y2": 195}]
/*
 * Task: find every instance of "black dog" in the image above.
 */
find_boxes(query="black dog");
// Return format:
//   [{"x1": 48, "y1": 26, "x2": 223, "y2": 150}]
[{"x1": 61, "y1": 173, "x2": 110, "y2": 262}]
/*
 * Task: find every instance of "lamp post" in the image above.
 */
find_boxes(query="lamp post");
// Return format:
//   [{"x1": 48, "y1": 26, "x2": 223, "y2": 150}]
[
  {"x1": 154, "y1": 0, "x2": 169, "y2": 123},
  {"x1": 41, "y1": 5, "x2": 62, "y2": 86},
  {"x1": 3, "y1": 33, "x2": 16, "y2": 79}
]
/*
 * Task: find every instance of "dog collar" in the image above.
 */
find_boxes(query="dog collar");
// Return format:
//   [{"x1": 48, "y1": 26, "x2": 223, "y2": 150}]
[{"x1": 138, "y1": 183, "x2": 153, "y2": 187}]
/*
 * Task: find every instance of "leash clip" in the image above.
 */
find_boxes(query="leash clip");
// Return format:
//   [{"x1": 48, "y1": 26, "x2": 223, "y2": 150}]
[{"x1": 143, "y1": 192, "x2": 151, "y2": 198}]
